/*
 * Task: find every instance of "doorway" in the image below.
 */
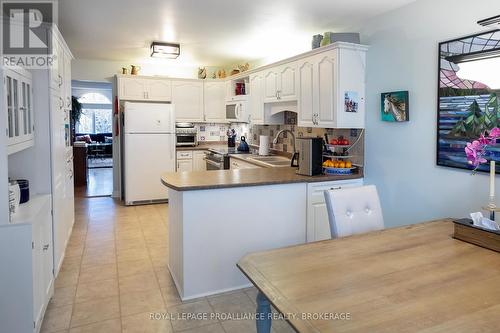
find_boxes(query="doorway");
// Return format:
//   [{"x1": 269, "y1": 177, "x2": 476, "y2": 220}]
[{"x1": 72, "y1": 80, "x2": 114, "y2": 197}]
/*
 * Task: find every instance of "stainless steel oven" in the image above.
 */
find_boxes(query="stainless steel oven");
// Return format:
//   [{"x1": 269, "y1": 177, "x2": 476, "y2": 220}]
[
  {"x1": 175, "y1": 122, "x2": 198, "y2": 147},
  {"x1": 205, "y1": 152, "x2": 229, "y2": 170}
]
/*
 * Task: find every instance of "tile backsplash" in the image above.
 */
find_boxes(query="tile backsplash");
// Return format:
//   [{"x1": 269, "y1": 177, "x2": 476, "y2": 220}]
[{"x1": 195, "y1": 112, "x2": 364, "y2": 165}]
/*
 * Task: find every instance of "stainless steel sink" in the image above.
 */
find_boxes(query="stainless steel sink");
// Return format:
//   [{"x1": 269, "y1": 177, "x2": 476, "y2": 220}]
[{"x1": 246, "y1": 155, "x2": 291, "y2": 167}]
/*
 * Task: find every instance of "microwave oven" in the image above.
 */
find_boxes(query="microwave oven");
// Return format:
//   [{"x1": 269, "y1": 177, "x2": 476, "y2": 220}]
[{"x1": 225, "y1": 101, "x2": 249, "y2": 123}]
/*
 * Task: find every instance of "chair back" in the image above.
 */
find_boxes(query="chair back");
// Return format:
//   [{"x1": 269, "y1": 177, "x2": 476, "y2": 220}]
[{"x1": 324, "y1": 185, "x2": 384, "y2": 238}]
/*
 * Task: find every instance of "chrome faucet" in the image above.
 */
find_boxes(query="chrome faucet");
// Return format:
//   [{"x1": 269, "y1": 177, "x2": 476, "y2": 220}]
[
  {"x1": 273, "y1": 129, "x2": 298, "y2": 167},
  {"x1": 273, "y1": 129, "x2": 296, "y2": 153}
]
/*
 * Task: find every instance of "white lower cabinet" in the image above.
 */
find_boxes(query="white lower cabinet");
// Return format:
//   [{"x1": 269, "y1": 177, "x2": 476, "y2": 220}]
[
  {"x1": 0, "y1": 195, "x2": 54, "y2": 333},
  {"x1": 177, "y1": 159, "x2": 193, "y2": 172},
  {"x1": 306, "y1": 179, "x2": 363, "y2": 242},
  {"x1": 177, "y1": 150, "x2": 207, "y2": 171},
  {"x1": 193, "y1": 151, "x2": 207, "y2": 171}
]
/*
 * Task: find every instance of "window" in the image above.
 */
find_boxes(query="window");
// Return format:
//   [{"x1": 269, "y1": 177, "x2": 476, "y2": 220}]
[
  {"x1": 75, "y1": 92, "x2": 112, "y2": 134},
  {"x1": 77, "y1": 109, "x2": 112, "y2": 134}
]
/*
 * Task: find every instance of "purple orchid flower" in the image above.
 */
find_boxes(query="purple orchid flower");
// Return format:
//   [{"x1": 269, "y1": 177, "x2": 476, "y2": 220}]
[{"x1": 465, "y1": 127, "x2": 500, "y2": 169}]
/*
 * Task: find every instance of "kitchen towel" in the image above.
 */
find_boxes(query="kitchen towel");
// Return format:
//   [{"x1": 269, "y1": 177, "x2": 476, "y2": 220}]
[{"x1": 259, "y1": 136, "x2": 270, "y2": 155}]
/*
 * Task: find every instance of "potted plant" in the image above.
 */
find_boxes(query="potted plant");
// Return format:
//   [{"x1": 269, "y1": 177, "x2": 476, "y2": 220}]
[{"x1": 70, "y1": 96, "x2": 82, "y2": 145}]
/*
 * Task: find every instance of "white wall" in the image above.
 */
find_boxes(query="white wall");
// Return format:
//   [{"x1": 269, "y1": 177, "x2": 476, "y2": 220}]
[{"x1": 358, "y1": 0, "x2": 500, "y2": 228}]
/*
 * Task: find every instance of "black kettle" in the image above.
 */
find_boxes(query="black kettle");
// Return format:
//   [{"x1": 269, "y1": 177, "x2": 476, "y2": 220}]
[{"x1": 237, "y1": 136, "x2": 250, "y2": 152}]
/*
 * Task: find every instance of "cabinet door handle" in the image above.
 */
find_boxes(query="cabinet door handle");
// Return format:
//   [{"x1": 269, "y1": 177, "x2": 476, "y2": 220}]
[
  {"x1": 43, "y1": 244, "x2": 49, "y2": 251},
  {"x1": 58, "y1": 75, "x2": 63, "y2": 87},
  {"x1": 330, "y1": 186, "x2": 342, "y2": 190}
]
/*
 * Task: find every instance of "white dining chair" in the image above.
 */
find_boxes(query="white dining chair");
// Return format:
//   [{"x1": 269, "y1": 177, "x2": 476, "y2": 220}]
[{"x1": 324, "y1": 185, "x2": 384, "y2": 238}]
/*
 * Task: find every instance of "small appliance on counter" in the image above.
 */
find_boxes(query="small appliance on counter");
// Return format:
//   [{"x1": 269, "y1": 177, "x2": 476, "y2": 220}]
[
  {"x1": 259, "y1": 135, "x2": 270, "y2": 156},
  {"x1": 175, "y1": 122, "x2": 198, "y2": 147},
  {"x1": 295, "y1": 137, "x2": 323, "y2": 176},
  {"x1": 237, "y1": 136, "x2": 249, "y2": 152}
]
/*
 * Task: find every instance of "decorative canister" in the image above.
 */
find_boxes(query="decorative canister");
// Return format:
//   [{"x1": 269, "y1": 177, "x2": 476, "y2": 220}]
[
  {"x1": 312, "y1": 34, "x2": 323, "y2": 49},
  {"x1": 17, "y1": 179, "x2": 29, "y2": 204},
  {"x1": 321, "y1": 32, "x2": 332, "y2": 47}
]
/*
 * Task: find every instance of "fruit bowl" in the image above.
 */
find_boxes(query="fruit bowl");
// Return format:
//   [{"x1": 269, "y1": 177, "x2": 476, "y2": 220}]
[{"x1": 323, "y1": 167, "x2": 356, "y2": 175}]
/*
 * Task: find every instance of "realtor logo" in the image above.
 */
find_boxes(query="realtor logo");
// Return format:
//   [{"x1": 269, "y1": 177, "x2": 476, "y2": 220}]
[{"x1": 2, "y1": 1, "x2": 54, "y2": 68}]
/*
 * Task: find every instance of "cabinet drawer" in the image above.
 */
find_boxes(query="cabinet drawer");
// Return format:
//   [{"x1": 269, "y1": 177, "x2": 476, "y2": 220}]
[
  {"x1": 308, "y1": 179, "x2": 364, "y2": 199},
  {"x1": 176, "y1": 151, "x2": 193, "y2": 160},
  {"x1": 230, "y1": 158, "x2": 262, "y2": 170}
]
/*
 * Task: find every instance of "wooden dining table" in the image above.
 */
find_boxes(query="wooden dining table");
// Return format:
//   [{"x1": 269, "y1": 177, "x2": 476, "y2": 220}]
[{"x1": 237, "y1": 219, "x2": 500, "y2": 333}]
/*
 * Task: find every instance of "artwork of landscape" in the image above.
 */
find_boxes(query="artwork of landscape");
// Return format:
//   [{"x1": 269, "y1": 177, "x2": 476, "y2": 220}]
[{"x1": 437, "y1": 30, "x2": 500, "y2": 173}]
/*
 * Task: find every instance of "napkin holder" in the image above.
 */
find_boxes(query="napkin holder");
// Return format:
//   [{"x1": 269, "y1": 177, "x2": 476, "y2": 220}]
[{"x1": 453, "y1": 218, "x2": 500, "y2": 253}]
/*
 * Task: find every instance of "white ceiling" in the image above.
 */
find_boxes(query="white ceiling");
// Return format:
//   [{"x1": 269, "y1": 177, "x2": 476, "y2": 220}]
[{"x1": 59, "y1": 0, "x2": 416, "y2": 67}]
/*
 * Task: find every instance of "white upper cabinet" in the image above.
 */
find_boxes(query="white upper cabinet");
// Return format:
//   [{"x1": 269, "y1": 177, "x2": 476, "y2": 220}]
[
  {"x1": 146, "y1": 79, "x2": 172, "y2": 101},
  {"x1": 50, "y1": 35, "x2": 62, "y2": 90},
  {"x1": 277, "y1": 63, "x2": 298, "y2": 101},
  {"x1": 172, "y1": 80, "x2": 204, "y2": 122},
  {"x1": 297, "y1": 59, "x2": 315, "y2": 127},
  {"x1": 249, "y1": 73, "x2": 264, "y2": 124},
  {"x1": 203, "y1": 81, "x2": 226, "y2": 122},
  {"x1": 297, "y1": 44, "x2": 367, "y2": 128},
  {"x1": 4, "y1": 68, "x2": 35, "y2": 155},
  {"x1": 119, "y1": 77, "x2": 146, "y2": 100},
  {"x1": 118, "y1": 77, "x2": 172, "y2": 102},
  {"x1": 263, "y1": 70, "x2": 279, "y2": 102},
  {"x1": 316, "y1": 53, "x2": 336, "y2": 128},
  {"x1": 263, "y1": 63, "x2": 297, "y2": 103}
]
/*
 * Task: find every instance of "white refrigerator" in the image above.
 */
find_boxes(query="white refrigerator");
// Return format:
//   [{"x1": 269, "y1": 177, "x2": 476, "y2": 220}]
[{"x1": 123, "y1": 102, "x2": 175, "y2": 205}]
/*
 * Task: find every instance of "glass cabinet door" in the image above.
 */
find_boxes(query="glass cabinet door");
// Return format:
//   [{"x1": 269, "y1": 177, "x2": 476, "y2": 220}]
[
  {"x1": 13, "y1": 78, "x2": 19, "y2": 138},
  {"x1": 4, "y1": 69, "x2": 35, "y2": 153},
  {"x1": 22, "y1": 82, "x2": 27, "y2": 135},
  {"x1": 6, "y1": 76, "x2": 13, "y2": 138},
  {"x1": 27, "y1": 83, "x2": 33, "y2": 135}
]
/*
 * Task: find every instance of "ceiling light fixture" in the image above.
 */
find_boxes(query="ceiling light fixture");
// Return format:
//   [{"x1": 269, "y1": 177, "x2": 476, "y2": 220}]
[{"x1": 150, "y1": 42, "x2": 180, "y2": 59}]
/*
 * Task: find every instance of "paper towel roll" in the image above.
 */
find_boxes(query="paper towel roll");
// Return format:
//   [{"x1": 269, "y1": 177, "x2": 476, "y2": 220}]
[{"x1": 259, "y1": 136, "x2": 270, "y2": 155}]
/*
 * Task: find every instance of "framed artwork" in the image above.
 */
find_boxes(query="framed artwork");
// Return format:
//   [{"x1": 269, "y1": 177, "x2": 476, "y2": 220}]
[
  {"x1": 437, "y1": 29, "x2": 500, "y2": 173},
  {"x1": 381, "y1": 91, "x2": 409, "y2": 122},
  {"x1": 344, "y1": 91, "x2": 359, "y2": 112}
]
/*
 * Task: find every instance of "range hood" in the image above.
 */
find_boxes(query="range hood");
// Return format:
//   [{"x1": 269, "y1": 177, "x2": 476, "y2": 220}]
[
  {"x1": 262, "y1": 100, "x2": 297, "y2": 125},
  {"x1": 266, "y1": 100, "x2": 298, "y2": 116}
]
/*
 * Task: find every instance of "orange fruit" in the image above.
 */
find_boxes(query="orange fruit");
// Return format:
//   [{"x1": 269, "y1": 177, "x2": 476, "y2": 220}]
[
  {"x1": 339, "y1": 161, "x2": 346, "y2": 168},
  {"x1": 346, "y1": 161, "x2": 352, "y2": 168}
]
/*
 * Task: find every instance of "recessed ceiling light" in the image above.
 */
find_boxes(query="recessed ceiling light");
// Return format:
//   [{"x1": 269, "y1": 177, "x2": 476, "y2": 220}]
[{"x1": 150, "y1": 42, "x2": 180, "y2": 59}]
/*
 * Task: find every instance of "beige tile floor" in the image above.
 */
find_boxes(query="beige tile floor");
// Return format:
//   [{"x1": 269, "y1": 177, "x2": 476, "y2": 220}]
[{"x1": 41, "y1": 197, "x2": 294, "y2": 333}]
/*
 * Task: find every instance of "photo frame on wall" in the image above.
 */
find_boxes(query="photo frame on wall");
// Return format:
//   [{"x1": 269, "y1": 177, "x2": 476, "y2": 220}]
[
  {"x1": 381, "y1": 91, "x2": 409, "y2": 122},
  {"x1": 344, "y1": 91, "x2": 359, "y2": 113}
]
